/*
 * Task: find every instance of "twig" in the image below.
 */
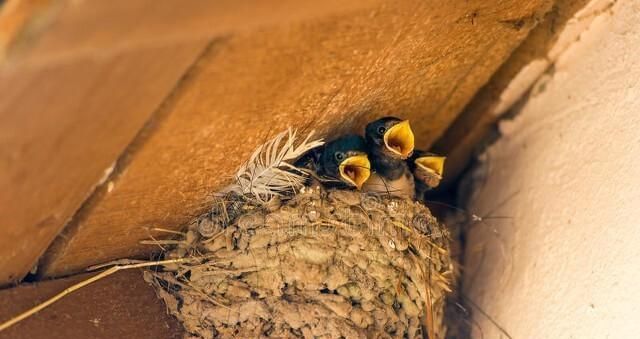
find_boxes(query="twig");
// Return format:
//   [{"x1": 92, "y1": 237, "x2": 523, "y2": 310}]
[
  {"x1": 86, "y1": 259, "x2": 148, "y2": 271},
  {"x1": 146, "y1": 271, "x2": 231, "y2": 310},
  {"x1": 139, "y1": 239, "x2": 184, "y2": 246},
  {"x1": 149, "y1": 227, "x2": 186, "y2": 236},
  {"x1": 462, "y1": 294, "x2": 513, "y2": 339},
  {"x1": 424, "y1": 247, "x2": 437, "y2": 339}
]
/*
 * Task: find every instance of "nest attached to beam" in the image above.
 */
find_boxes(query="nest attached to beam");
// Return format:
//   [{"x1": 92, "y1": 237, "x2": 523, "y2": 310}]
[{"x1": 144, "y1": 130, "x2": 455, "y2": 339}]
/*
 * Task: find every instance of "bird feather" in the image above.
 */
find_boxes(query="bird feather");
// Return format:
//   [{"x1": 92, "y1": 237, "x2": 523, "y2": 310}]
[{"x1": 223, "y1": 128, "x2": 324, "y2": 203}]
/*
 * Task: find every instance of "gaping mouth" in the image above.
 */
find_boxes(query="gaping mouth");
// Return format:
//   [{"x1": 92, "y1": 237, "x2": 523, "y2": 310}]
[
  {"x1": 383, "y1": 120, "x2": 415, "y2": 159},
  {"x1": 339, "y1": 154, "x2": 371, "y2": 189},
  {"x1": 415, "y1": 156, "x2": 446, "y2": 179}
]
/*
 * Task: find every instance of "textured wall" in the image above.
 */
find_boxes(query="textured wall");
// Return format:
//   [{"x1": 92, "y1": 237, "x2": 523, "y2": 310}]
[{"x1": 464, "y1": 0, "x2": 640, "y2": 337}]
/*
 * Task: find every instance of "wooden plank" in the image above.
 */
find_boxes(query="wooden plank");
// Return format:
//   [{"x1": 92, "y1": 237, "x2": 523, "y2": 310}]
[
  {"x1": 0, "y1": 41, "x2": 208, "y2": 285},
  {"x1": 0, "y1": 0, "x2": 384, "y2": 285},
  {"x1": 0, "y1": 270, "x2": 182, "y2": 339},
  {"x1": 432, "y1": 0, "x2": 593, "y2": 188},
  {"x1": 11, "y1": 0, "x2": 380, "y2": 66},
  {"x1": 40, "y1": 0, "x2": 555, "y2": 277},
  {"x1": 0, "y1": 0, "x2": 55, "y2": 59}
]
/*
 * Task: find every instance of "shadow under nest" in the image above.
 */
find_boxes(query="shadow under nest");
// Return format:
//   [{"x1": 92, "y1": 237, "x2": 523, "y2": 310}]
[{"x1": 145, "y1": 185, "x2": 455, "y2": 339}]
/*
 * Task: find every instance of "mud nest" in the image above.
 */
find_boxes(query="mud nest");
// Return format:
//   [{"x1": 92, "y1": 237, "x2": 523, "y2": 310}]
[{"x1": 146, "y1": 185, "x2": 454, "y2": 338}]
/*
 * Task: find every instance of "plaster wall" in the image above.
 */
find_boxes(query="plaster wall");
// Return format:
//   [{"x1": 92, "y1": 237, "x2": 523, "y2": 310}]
[{"x1": 464, "y1": 0, "x2": 640, "y2": 338}]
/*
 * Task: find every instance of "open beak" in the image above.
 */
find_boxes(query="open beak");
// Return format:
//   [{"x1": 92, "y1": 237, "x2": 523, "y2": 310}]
[
  {"x1": 339, "y1": 154, "x2": 371, "y2": 190},
  {"x1": 383, "y1": 120, "x2": 415, "y2": 159},
  {"x1": 415, "y1": 156, "x2": 446, "y2": 179}
]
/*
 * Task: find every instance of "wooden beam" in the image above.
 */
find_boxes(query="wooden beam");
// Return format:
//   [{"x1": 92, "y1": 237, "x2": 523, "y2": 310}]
[
  {"x1": 0, "y1": 41, "x2": 207, "y2": 285},
  {"x1": 39, "y1": 0, "x2": 555, "y2": 277},
  {"x1": 0, "y1": 270, "x2": 182, "y2": 339},
  {"x1": 0, "y1": 0, "x2": 384, "y2": 285}
]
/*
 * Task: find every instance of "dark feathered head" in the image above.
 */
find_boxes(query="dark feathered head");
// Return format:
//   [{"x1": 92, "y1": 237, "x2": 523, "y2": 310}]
[
  {"x1": 319, "y1": 135, "x2": 371, "y2": 189},
  {"x1": 365, "y1": 117, "x2": 415, "y2": 160}
]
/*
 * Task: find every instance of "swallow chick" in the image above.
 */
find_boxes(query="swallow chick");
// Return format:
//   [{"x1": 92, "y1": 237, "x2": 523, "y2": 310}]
[
  {"x1": 296, "y1": 134, "x2": 371, "y2": 190},
  {"x1": 362, "y1": 117, "x2": 416, "y2": 199},
  {"x1": 409, "y1": 150, "x2": 446, "y2": 200}
]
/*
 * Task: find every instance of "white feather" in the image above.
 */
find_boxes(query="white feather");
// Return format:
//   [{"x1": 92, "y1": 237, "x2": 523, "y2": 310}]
[{"x1": 222, "y1": 128, "x2": 324, "y2": 203}]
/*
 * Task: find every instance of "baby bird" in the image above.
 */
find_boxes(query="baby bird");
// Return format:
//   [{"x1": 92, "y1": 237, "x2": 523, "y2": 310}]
[
  {"x1": 408, "y1": 150, "x2": 446, "y2": 200},
  {"x1": 297, "y1": 135, "x2": 371, "y2": 190},
  {"x1": 362, "y1": 117, "x2": 416, "y2": 199}
]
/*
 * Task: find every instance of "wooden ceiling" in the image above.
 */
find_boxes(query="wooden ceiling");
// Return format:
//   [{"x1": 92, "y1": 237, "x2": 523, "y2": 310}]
[{"x1": 0, "y1": 0, "x2": 556, "y2": 285}]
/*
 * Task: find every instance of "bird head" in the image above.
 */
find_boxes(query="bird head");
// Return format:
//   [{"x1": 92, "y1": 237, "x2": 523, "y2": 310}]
[
  {"x1": 320, "y1": 135, "x2": 371, "y2": 189},
  {"x1": 365, "y1": 117, "x2": 415, "y2": 160},
  {"x1": 411, "y1": 151, "x2": 446, "y2": 189}
]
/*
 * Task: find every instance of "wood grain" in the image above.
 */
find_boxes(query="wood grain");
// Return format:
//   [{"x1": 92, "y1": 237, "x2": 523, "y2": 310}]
[
  {"x1": 9, "y1": 0, "x2": 379, "y2": 67},
  {"x1": 40, "y1": 0, "x2": 555, "y2": 277},
  {"x1": 0, "y1": 270, "x2": 182, "y2": 339}
]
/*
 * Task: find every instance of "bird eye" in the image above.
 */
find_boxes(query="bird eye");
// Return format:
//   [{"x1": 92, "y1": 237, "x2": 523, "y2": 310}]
[
  {"x1": 335, "y1": 152, "x2": 345, "y2": 162},
  {"x1": 377, "y1": 126, "x2": 386, "y2": 135}
]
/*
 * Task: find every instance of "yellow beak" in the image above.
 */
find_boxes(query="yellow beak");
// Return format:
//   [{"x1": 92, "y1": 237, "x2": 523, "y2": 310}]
[
  {"x1": 415, "y1": 156, "x2": 446, "y2": 179},
  {"x1": 383, "y1": 120, "x2": 415, "y2": 159},
  {"x1": 339, "y1": 154, "x2": 371, "y2": 190}
]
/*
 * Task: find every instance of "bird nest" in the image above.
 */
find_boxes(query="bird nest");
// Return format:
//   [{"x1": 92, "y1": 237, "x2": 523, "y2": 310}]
[
  {"x1": 143, "y1": 129, "x2": 455, "y2": 338},
  {"x1": 145, "y1": 188, "x2": 453, "y2": 338}
]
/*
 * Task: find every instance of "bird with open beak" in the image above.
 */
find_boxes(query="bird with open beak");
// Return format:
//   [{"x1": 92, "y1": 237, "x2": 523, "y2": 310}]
[
  {"x1": 300, "y1": 134, "x2": 371, "y2": 190},
  {"x1": 362, "y1": 117, "x2": 417, "y2": 199},
  {"x1": 408, "y1": 150, "x2": 446, "y2": 201}
]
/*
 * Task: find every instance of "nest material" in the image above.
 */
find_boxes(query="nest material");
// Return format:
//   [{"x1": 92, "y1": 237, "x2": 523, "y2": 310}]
[{"x1": 146, "y1": 186, "x2": 454, "y2": 339}]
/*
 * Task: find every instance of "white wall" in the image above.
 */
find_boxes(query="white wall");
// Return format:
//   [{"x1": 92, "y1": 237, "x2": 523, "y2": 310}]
[{"x1": 464, "y1": 1, "x2": 640, "y2": 338}]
